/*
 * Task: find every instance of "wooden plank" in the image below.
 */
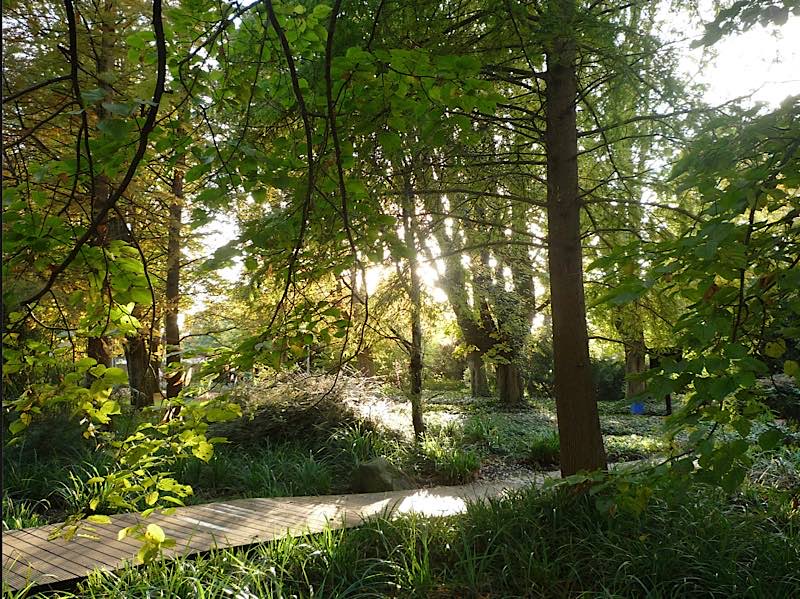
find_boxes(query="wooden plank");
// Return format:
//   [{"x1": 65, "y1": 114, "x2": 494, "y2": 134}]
[
  {"x1": 2, "y1": 544, "x2": 82, "y2": 584},
  {"x1": 193, "y1": 504, "x2": 281, "y2": 537},
  {"x1": 239, "y1": 499, "x2": 332, "y2": 529},
  {"x1": 15, "y1": 528, "x2": 125, "y2": 572},
  {"x1": 143, "y1": 512, "x2": 238, "y2": 551},
  {"x1": 45, "y1": 520, "x2": 144, "y2": 551},
  {"x1": 23, "y1": 522, "x2": 142, "y2": 569},
  {"x1": 6, "y1": 530, "x2": 97, "y2": 579},
  {"x1": 2, "y1": 547, "x2": 59, "y2": 588},
  {"x1": 1, "y1": 564, "x2": 32, "y2": 591},
  {"x1": 169, "y1": 514, "x2": 257, "y2": 545}
]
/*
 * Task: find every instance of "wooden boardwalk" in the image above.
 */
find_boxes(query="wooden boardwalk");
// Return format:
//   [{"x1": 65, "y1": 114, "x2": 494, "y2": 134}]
[{"x1": 2, "y1": 474, "x2": 555, "y2": 591}]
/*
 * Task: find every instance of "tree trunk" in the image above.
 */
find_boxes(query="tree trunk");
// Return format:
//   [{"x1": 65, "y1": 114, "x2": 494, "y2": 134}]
[
  {"x1": 124, "y1": 333, "x2": 158, "y2": 408},
  {"x1": 87, "y1": 336, "x2": 113, "y2": 368},
  {"x1": 402, "y1": 174, "x2": 425, "y2": 440},
  {"x1": 164, "y1": 164, "x2": 183, "y2": 418},
  {"x1": 468, "y1": 351, "x2": 490, "y2": 397},
  {"x1": 614, "y1": 309, "x2": 647, "y2": 400},
  {"x1": 545, "y1": 0, "x2": 607, "y2": 476},
  {"x1": 623, "y1": 334, "x2": 647, "y2": 399},
  {"x1": 150, "y1": 328, "x2": 162, "y2": 397},
  {"x1": 87, "y1": 4, "x2": 117, "y2": 369},
  {"x1": 496, "y1": 360, "x2": 524, "y2": 405}
]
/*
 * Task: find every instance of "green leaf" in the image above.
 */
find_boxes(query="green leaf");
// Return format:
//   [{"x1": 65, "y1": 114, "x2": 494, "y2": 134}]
[
  {"x1": 102, "y1": 102, "x2": 135, "y2": 116},
  {"x1": 192, "y1": 441, "x2": 214, "y2": 462},
  {"x1": 783, "y1": 360, "x2": 799, "y2": 379},
  {"x1": 81, "y1": 88, "x2": 106, "y2": 103},
  {"x1": 758, "y1": 428, "x2": 783, "y2": 451},
  {"x1": 145, "y1": 523, "x2": 165, "y2": 544},
  {"x1": 145, "y1": 491, "x2": 159, "y2": 506},
  {"x1": 86, "y1": 514, "x2": 112, "y2": 525},
  {"x1": 764, "y1": 339, "x2": 786, "y2": 358},
  {"x1": 103, "y1": 367, "x2": 128, "y2": 385},
  {"x1": 97, "y1": 119, "x2": 130, "y2": 141},
  {"x1": 130, "y1": 287, "x2": 154, "y2": 305},
  {"x1": 100, "y1": 400, "x2": 122, "y2": 416},
  {"x1": 312, "y1": 4, "x2": 332, "y2": 18},
  {"x1": 9, "y1": 419, "x2": 27, "y2": 434}
]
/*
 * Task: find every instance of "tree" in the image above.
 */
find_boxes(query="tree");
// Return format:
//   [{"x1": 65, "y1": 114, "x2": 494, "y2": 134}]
[{"x1": 543, "y1": 0, "x2": 607, "y2": 475}]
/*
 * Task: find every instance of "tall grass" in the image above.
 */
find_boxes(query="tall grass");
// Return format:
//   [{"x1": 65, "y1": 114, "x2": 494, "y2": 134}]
[
  {"x1": 176, "y1": 442, "x2": 335, "y2": 500},
  {"x1": 23, "y1": 482, "x2": 799, "y2": 598},
  {"x1": 1, "y1": 496, "x2": 49, "y2": 530}
]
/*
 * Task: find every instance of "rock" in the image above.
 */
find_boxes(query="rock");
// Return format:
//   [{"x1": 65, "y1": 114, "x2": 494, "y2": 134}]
[{"x1": 350, "y1": 457, "x2": 415, "y2": 493}]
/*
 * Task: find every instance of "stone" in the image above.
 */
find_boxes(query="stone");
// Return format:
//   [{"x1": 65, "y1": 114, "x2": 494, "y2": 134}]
[{"x1": 350, "y1": 457, "x2": 415, "y2": 493}]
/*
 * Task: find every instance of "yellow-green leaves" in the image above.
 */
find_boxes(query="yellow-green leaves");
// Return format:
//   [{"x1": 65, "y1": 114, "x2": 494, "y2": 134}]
[
  {"x1": 145, "y1": 523, "x2": 165, "y2": 544},
  {"x1": 192, "y1": 441, "x2": 214, "y2": 462},
  {"x1": 764, "y1": 339, "x2": 786, "y2": 358},
  {"x1": 136, "y1": 522, "x2": 174, "y2": 563},
  {"x1": 784, "y1": 360, "x2": 799, "y2": 382}
]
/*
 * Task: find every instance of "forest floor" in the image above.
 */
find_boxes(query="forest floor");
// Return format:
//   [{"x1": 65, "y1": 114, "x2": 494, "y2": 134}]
[
  {"x1": 6, "y1": 373, "x2": 797, "y2": 533},
  {"x1": 346, "y1": 384, "x2": 671, "y2": 483}
]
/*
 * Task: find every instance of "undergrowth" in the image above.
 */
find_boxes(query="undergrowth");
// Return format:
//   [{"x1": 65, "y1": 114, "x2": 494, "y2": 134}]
[{"x1": 17, "y1": 482, "x2": 799, "y2": 598}]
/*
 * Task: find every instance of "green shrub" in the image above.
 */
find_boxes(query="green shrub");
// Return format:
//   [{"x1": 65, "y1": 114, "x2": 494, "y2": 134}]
[
  {"x1": 525, "y1": 431, "x2": 560, "y2": 467},
  {"x1": 418, "y1": 432, "x2": 480, "y2": 484},
  {"x1": 328, "y1": 421, "x2": 394, "y2": 465},
  {"x1": 462, "y1": 414, "x2": 499, "y2": 446},
  {"x1": 56, "y1": 463, "x2": 117, "y2": 515},
  {"x1": 592, "y1": 357, "x2": 626, "y2": 402}
]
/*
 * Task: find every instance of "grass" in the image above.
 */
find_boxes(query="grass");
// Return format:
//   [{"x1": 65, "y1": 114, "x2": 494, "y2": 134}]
[
  {"x1": 16, "y1": 481, "x2": 799, "y2": 598},
  {"x1": 2, "y1": 496, "x2": 49, "y2": 530},
  {"x1": 176, "y1": 442, "x2": 336, "y2": 502}
]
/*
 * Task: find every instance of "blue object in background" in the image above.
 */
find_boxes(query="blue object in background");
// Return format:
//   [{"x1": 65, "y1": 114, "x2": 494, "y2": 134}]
[{"x1": 630, "y1": 402, "x2": 645, "y2": 415}]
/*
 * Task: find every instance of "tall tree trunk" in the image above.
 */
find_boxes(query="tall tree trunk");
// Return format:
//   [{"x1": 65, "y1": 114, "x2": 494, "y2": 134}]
[
  {"x1": 87, "y1": 336, "x2": 113, "y2": 368},
  {"x1": 150, "y1": 323, "x2": 162, "y2": 397},
  {"x1": 496, "y1": 360, "x2": 524, "y2": 405},
  {"x1": 402, "y1": 175, "x2": 425, "y2": 440},
  {"x1": 623, "y1": 332, "x2": 647, "y2": 399},
  {"x1": 545, "y1": 0, "x2": 606, "y2": 476},
  {"x1": 86, "y1": 2, "x2": 117, "y2": 369},
  {"x1": 468, "y1": 351, "x2": 490, "y2": 397},
  {"x1": 164, "y1": 164, "x2": 183, "y2": 417},
  {"x1": 425, "y1": 192, "x2": 500, "y2": 397},
  {"x1": 614, "y1": 308, "x2": 647, "y2": 400}
]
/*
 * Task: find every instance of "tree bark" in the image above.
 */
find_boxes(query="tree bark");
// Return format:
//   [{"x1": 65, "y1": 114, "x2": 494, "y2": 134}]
[
  {"x1": 124, "y1": 332, "x2": 158, "y2": 408},
  {"x1": 87, "y1": 336, "x2": 113, "y2": 368},
  {"x1": 614, "y1": 310, "x2": 647, "y2": 399},
  {"x1": 623, "y1": 334, "x2": 647, "y2": 399},
  {"x1": 468, "y1": 351, "x2": 490, "y2": 397},
  {"x1": 86, "y1": 2, "x2": 117, "y2": 369},
  {"x1": 164, "y1": 164, "x2": 183, "y2": 417},
  {"x1": 545, "y1": 0, "x2": 607, "y2": 476},
  {"x1": 496, "y1": 360, "x2": 524, "y2": 405},
  {"x1": 402, "y1": 174, "x2": 425, "y2": 440}
]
